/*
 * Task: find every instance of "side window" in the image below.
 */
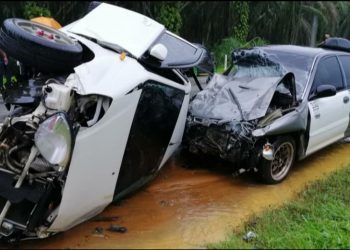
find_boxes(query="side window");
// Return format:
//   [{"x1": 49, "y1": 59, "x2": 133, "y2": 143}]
[
  {"x1": 338, "y1": 55, "x2": 350, "y2": 88},
  {"x1": 311, "y1": 56, "x2": 344, "y2": 93}
]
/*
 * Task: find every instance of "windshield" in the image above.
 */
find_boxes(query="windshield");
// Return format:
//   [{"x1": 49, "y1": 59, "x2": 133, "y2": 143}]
[{"x1": 229, "y1": 48, "x2": 314, "y2": 99}]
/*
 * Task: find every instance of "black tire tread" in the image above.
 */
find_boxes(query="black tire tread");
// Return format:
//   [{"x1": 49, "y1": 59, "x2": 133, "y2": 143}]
[{"x1": 0, "y1": 18, "x2": 83, "y2": 73}]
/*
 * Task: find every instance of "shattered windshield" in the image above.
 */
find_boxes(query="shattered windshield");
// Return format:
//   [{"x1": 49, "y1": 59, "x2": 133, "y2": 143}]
[
  {"x1": 230, "y1": 65, "x2": 283, "y2": 79},
  {"x1": 229, "y1": 48, "x2": 314, "y2": 99},
  {"x1": 229, "y1": 48, "x2": 284, "y2": 79}
]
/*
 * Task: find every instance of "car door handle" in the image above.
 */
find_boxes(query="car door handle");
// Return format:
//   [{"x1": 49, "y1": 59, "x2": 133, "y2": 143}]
[{"x1": 344, "y1": 96, "x2": 349, "y2": 103}]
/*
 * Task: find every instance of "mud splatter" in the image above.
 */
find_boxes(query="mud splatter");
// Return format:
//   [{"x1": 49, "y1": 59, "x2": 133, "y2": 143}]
[{"x1": 19, "y1": 142, "x2": 350, "y2": 249}]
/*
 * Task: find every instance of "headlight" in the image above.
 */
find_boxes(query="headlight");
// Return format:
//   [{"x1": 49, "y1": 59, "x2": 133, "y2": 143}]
[{"x1": 35, "y1": 112, "x2": 73, "y2": 171}]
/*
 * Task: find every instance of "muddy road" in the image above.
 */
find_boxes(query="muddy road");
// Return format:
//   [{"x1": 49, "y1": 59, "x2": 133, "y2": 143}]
[{"x1": 18, "y1": 141, "x2": 350, "y2": 249}]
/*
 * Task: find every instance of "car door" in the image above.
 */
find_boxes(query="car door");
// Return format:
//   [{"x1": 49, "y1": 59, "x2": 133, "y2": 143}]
[
  {"x1": 337, "y1": 55, "x2": 350, "y2": 137},
  {"x1": 306, "y1": 55, "x2": 350, "y2": 156}
]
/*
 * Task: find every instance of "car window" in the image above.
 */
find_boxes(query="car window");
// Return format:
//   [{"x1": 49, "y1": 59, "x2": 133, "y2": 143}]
[
  {"x1": 311, "y1": 56, "x2": 344, "y2": 93},
  {"x1": 146, "y1": 31, "x2": 203, "y2": 68},
  {"x1": 338, "y1": 55, "x2": 350, "y2": 88}
]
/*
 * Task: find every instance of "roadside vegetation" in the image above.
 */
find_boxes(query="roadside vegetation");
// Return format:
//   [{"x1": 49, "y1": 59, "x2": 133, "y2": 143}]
[
  {"x1": 212, "y1": 36, "x2": 268, "y2": 71},
  {"x1": 1, "y1": 2, "x2": 350, "y2": 69},
  {"x1": 209, "y1": 166, "x2": 350, "y2": 249}
]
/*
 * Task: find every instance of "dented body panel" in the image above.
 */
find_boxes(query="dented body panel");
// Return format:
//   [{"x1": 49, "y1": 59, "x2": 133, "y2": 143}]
[
  {"x1": 186, "y1": 45, "x2": 350, "y2": 171},
  {"x1": 0, "y1": 3, "x2": 194, "y2": 241}
]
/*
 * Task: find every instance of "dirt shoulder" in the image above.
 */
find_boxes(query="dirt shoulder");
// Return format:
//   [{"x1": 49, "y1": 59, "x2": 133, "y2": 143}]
[{"x1": 20, "y1": 142, "x2": 350, "y2": 249}]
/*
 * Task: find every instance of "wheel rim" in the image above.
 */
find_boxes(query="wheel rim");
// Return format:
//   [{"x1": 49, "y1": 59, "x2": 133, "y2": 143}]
[
  {"x1": 270, "y1": 141, "x2": 294, "y2": 181},
  {"x1": 14, "y1": 19, "x2": 74, "y2": 46}
]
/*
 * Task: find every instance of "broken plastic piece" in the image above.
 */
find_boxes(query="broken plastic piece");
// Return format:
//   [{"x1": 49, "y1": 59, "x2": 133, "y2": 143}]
[
  {"x1": 92, "y1": 227, "x2": 104, "y2": 235},
  {"x1": 107, "y1": 225, "x2": 127, "y2": 233},
  {"x1": 92, "y1": 216, "x2": 119, "y2": 222},
  {"x1": 243, "y1": 231, "x2": 257, "y2": 242}
]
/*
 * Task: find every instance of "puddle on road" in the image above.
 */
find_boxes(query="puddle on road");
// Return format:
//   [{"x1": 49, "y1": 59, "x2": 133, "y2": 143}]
[{"x1": 21, "y1": 142, "x2": 350, "y2": 249}]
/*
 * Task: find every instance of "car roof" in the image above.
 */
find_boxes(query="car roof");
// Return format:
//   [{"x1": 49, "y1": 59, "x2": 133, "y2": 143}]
[{"x1": 256, "y1": 44, "x2": 350, "y2": 58}]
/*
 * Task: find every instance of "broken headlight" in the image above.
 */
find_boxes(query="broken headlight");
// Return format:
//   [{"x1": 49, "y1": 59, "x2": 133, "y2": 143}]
[{"x1": 34, "y1": 112, "x2": 73, "y2": 171}]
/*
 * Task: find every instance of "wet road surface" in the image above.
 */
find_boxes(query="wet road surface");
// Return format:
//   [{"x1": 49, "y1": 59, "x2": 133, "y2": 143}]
[{"x1": 19, "y1": 141, "x2": 350, "y2": 249}]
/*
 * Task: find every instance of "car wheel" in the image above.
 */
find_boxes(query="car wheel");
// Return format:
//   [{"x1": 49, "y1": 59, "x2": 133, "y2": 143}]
[
  {"x1": 0, "y1": 18, "x2": 83, "y2": 73},
  {"x1": 258, "y1": 136, "x2": 295, "y2": 184}
]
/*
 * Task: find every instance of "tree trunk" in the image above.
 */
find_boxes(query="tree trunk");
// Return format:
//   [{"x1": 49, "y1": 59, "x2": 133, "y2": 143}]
[{"x1": 310, "y1": 15, "x2": 318, "y2": 47}]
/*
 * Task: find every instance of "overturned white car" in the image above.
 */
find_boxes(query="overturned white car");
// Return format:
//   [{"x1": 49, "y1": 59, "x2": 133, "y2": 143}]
[{"x1": 0, "y1": 3, "x2": 212, "y2": 242}]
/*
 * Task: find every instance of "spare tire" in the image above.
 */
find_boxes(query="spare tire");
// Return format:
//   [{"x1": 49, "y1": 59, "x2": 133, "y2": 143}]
[{"x1": 0, "y1": 18, "x2": 83, "y2": 73}]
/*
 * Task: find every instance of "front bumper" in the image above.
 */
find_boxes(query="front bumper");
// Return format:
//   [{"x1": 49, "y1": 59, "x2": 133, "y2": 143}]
[
  {"x1": 0, "y1": 170, "x2": 59, "y2": 241},
  {"x1": 185, "y1": 121, "x2": 252, "y2": 164}
]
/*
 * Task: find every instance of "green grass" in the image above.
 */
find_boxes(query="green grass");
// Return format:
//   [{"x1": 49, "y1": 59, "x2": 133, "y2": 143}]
[{"x1": 209, "y1": 166, "x2": 350, "y2": 249}]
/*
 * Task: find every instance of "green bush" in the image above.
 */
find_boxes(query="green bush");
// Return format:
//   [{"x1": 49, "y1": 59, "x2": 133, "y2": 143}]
[
  {"x1": 23, "y1": 2, "x2": 51, "y2": 19},
  {"x1": 213, "y1": 37, "x2": 268, "y2": 69}
]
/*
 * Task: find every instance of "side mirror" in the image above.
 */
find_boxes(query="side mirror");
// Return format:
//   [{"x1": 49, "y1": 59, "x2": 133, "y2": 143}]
[
  {"x1": 149, "y1": 43, "x2": 168, "y2": 61},
  {"x1": 315, "y1": 84, "x2": 336, "y2": 99}
]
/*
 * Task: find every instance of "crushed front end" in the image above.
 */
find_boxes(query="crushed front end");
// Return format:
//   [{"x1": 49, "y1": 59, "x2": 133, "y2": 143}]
[
  {"x1": 185, "y1": 117, "x2": 258, "y2": 166},
  {"x1": 185, "y1": 47, "x2": 300, "y2": 172},
  {"x1": 0, "y1": 73, "x2": 113, "y2": 242}
]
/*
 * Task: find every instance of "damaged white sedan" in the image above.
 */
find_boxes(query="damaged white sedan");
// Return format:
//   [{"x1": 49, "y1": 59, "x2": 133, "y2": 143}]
[
  {"x1": 186, "y1": 39, "x2": 350, "y2": 184},
  {"x1": 0, "y1": 3, "x2": 212, "y2": 242}
]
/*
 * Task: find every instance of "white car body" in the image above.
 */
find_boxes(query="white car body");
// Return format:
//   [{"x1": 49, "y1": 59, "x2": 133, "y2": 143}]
[
  {"x1": 66, "y1": 3, "x2": 165, "y2": 58},
  {"x1": 186, "y1": 44, "x2": 350, "y2": 184},
  {"x1": 0, "y1": 3, "x2": 210, "y2": 241},
  {"x1": 48, "y1": 34, "x2": 191, "y2": 232}
]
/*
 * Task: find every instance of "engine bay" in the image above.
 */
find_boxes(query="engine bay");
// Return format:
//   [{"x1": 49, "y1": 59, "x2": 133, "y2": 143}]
[{"x1": 0, "y1": 74, "x2": 111, "y2": 241}]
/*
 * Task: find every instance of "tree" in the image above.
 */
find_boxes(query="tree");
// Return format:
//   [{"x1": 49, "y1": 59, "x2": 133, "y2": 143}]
[
  {"x1": 23, "y1": 2, "x2": 51, "y2": 19},
  {"x1": 155, "y1": 2, "x2": 182, "y2": 34},
  {"x1": 231, "y1": 1, "x2": 249, "y2": 42}
]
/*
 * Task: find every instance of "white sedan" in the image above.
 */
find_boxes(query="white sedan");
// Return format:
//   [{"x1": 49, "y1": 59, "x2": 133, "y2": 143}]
[{"x1": 186, "y1": 39, "x2": 350, "y2": 184}]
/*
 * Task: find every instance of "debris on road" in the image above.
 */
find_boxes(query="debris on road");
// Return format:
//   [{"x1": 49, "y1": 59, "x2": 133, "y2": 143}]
[
  {"x1": 107, "y1": 225, "x2": 127, "y2": 233},
  {"x1": 159, "y1": 200, "x2": 175, "y2": 207},
  {"x1": 243, "y1": 231, "x2": 257, "y2": 242},
  {"x1": 92, "y1": 227, "x2": 105, "y2": 237},
  {"x1": 91, "y1": 216, "x2": 120, "y2": 222}
]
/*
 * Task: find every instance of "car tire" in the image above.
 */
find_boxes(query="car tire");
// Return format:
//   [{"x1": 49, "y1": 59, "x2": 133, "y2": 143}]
[
  {"x1": 0, "y1": 18, "x2": 83, "y2": 73},
  {"x1": 258, "y1": 136, "x2": 295, "y2": 184}
]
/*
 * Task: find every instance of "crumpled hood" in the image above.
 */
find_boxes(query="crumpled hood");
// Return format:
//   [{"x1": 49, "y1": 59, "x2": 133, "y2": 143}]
[
  {"x1": 65, "y1": 3, "x2": 165, "y2": 58},
  {"x1": 189, "y1": 74, "x2": 282, "y2": 122}
]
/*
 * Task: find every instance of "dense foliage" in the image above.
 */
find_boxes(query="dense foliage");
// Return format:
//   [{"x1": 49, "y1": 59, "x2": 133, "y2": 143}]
[
  {"x1": 23, "y1": 2, "x2": 51, "y2": 19},
  {"x1": 0, "y1": 1, "x2": 348, "y2": 65}
]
